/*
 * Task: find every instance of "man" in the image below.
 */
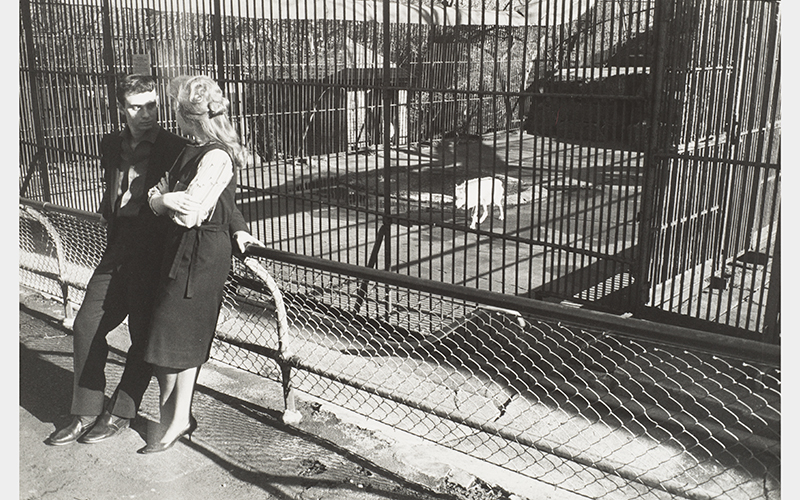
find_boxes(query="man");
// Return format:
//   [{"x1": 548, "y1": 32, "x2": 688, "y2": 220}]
[{"x1": 46, "y1": 74, "x2": 261, "y2": 446}]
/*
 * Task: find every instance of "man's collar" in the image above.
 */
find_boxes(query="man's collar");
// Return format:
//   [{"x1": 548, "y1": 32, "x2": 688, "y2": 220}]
[{"x1": 121, "y1": 124, "x2": 162, "y2": 145}]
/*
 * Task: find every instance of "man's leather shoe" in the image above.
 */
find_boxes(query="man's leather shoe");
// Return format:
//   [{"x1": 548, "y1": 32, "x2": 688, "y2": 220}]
[
  {"x1": 46, "y1": 416, "x2": 95, "y2": 446},
  {"x1": 79, "y1": 412, "x2": 130, "y2": 444}
]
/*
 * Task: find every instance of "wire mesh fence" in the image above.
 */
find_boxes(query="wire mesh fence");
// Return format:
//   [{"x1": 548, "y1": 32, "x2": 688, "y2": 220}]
[
  {"x1": 19, "y1": 201, "x2": 107, "y2": 324},
  {"x1": 19, "y1": 198, "x2": 780, "y2": 499}
]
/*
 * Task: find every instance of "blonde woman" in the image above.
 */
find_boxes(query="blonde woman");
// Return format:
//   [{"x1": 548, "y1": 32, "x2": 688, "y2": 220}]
[{"x1": 141, "y1": 75, "x2": 248, "y2": 453}]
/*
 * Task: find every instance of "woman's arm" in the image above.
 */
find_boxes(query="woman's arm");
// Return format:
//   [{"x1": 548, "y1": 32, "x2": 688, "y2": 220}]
[{"x1": 170, "y1": 149, "x2": 234, "y2": 228}]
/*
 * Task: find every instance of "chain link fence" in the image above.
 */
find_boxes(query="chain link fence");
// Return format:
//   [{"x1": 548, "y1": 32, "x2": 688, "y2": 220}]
[
  {"x1": 19, "y1": 198, "x2": 780, "y2": 500},
  {"x1": 19, "y1": 200, "x2": 106, "y2": 325}
]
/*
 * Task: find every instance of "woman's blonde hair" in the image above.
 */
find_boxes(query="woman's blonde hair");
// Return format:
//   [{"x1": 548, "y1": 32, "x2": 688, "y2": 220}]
[{"x1": 171, "y1": 75, "x2": 248, "y2": 168}]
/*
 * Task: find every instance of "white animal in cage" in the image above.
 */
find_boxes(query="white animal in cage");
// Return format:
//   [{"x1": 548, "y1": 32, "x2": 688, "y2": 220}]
[{"x1": 455, "y1": 177, "x2": 505, "y2": 229}]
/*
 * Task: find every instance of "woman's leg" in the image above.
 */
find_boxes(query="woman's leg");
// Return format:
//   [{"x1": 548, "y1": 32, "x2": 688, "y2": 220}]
[
  {"x1": 153, "y1": 366, "x2": 198, "y2": 444},
  {"x1": 153, "y1": 367, "x2": 177, "y2": 431}
]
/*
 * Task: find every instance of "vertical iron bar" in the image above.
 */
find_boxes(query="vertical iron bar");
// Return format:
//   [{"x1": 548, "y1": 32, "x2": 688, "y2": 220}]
[
  {"x1": 762, "y1": 190, "x2": 780, "y2": 345},
  {"x1": 71, "y1": 2, "x2": 89, "y2": 210},
  {"x1": 516, "y1": 10, "x2": 531, "y2": 296},
  {"x1": 632, "y1": 0, "x2": 668, "y2": 315},
  {"x1": 20, "y1": 0, "x2": 52, "y2": 202},
  {"x1": 680, "y1": 0, "x2": 708, "y2": 314},
  {"x1": 101, "y1": 0, "x2": 120, "y2": 132},
  {"x1": 382, "y1": 0, "x2": 392, "y2": 273},
  {"x1": 759, "y1": 6, "x2": 781, "y2": 339},
  {"x1": 213, "y1": 0, "x2": 225, "y2": 87}
]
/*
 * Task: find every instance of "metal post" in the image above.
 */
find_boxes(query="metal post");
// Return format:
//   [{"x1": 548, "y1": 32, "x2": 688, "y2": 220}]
[
  {"x1": 762, "y1": 213, "x2": 780, "y2": 344},
  {"x1": 20, "y1": 0, "x2": 51, "y2": 201},
  {"x1": 381, "y1": 0, "x2": 392, "y2": 273},
  {"x1": 212, "y1": 0, "x2": 226, "y2": 89},
  {"x1": 101, "y1": 0, "x2": 119, "y2": 131},
  {"x1": 632, "y1": 0, "x2": 670, "y2": 316}
]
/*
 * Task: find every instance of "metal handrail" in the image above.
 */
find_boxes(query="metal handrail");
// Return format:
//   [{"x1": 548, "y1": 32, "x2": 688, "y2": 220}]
[
  {"x1": 20, "y1": 197, "x2": 103, "y2": 222},
  {"x1": 246, "y1": 245, "x2": 781, "y2": 368}
]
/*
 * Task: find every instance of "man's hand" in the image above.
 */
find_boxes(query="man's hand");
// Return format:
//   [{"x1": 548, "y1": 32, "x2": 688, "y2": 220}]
[
  {"x1": 153, "y1": 175, "x2": 169, "y2": 195},
  {"x1": 233, "y1": 231, "x2": 265, "y2": 253}
]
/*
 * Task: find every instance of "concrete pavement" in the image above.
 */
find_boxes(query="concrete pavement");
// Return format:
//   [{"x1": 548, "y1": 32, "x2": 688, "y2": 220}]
[{"x1": 19, "y1": 286, "x2": 573, "y2": 500}]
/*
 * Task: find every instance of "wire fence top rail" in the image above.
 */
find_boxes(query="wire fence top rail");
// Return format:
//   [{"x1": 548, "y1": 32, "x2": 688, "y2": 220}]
[{"x1": 246, "y1": 244, "x2": 780, "y2": 368}]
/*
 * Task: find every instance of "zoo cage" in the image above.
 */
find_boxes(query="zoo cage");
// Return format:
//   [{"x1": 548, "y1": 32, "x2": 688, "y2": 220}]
[
  {"x1": 19, "y1": 0, "x2": 779, "y2": 340},
  {"x1": 640, "y1": 0, "x2": 781, "y2": 341}
]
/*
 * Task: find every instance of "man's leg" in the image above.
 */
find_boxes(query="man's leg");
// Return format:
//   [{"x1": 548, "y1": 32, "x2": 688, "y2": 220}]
[
  {"x1": 71, "y1": 268, "x2": 128, "y2": 414},
  {"x1": 82, "y1": 267, "x2": 157, "y2": 443},
  {"x1": 47, "y1": 266, "x2": 127, "y2": 445},
  {"x1": 105, "y1": 297, "x2": 155, "y2": 419},
  {"x1": 109, "y1": 263, "x2": 159, "y2": 418}
]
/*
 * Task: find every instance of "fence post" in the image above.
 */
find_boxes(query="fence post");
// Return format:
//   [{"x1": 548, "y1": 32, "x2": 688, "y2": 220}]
[
  {"x1": 631, "y1": 0, "x2": 670, "y2": 316},
  {"x1": 381, "y1": 0, "x2": 393, "y2": 274},
  {"x1": 19, "y1": 0, "x2": 51, "y2": 202},
  {"x1": 101, "y1": 0, "x2": 119, "y2": 131},
  {"x1": 763, "y1": 214, "x2": 780, "y2": 344},
  {"x1": 212, "y1": 0, "x2": 227, "y2": 89}
]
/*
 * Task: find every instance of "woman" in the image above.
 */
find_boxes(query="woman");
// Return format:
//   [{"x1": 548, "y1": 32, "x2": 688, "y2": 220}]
[{"x1": 140, "y1": 75, "x2": 248, "y2": 454}]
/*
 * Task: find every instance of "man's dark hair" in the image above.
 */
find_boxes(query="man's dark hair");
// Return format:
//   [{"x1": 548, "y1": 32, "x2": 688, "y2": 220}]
[{"x1": 115, "y1": 74, "x2": 157, "y2": 105}]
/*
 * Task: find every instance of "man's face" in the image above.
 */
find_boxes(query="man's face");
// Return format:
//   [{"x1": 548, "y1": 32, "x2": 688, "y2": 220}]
[{"x1": 121, "y1": 90, "x2": 159, "y2": 136}]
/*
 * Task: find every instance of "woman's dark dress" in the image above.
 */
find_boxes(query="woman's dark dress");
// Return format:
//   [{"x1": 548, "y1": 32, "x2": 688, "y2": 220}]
[{"x1": 144, "y1": 143, "x2": 235, "y2": 369}]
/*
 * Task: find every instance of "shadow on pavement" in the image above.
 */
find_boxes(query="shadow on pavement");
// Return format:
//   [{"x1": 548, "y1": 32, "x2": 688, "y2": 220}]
[
  {"x1": 19, "y1": 300, "x2": 454, "y2": 500},
  {"x1": 191, "y1": 383, "x2": 456, "y2": 500},
  {"x1": 19, "y1": 342, "x2": 73, "y2": 427}
]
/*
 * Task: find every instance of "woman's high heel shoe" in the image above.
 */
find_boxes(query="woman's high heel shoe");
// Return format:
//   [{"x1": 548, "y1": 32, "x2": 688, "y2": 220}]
[{"x1": 137, "y1": 416, "x2": 198, "y2": 454}]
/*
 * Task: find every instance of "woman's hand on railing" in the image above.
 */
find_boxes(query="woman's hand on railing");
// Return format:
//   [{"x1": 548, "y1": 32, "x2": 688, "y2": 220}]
[{"x1": 233, "y1": 231, "x2": 264, "y2": 254}]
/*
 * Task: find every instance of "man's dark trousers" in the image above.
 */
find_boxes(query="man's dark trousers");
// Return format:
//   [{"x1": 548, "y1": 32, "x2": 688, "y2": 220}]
[{"x1": 70, "y1": 217, "x2": 164, "y2": 419}]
